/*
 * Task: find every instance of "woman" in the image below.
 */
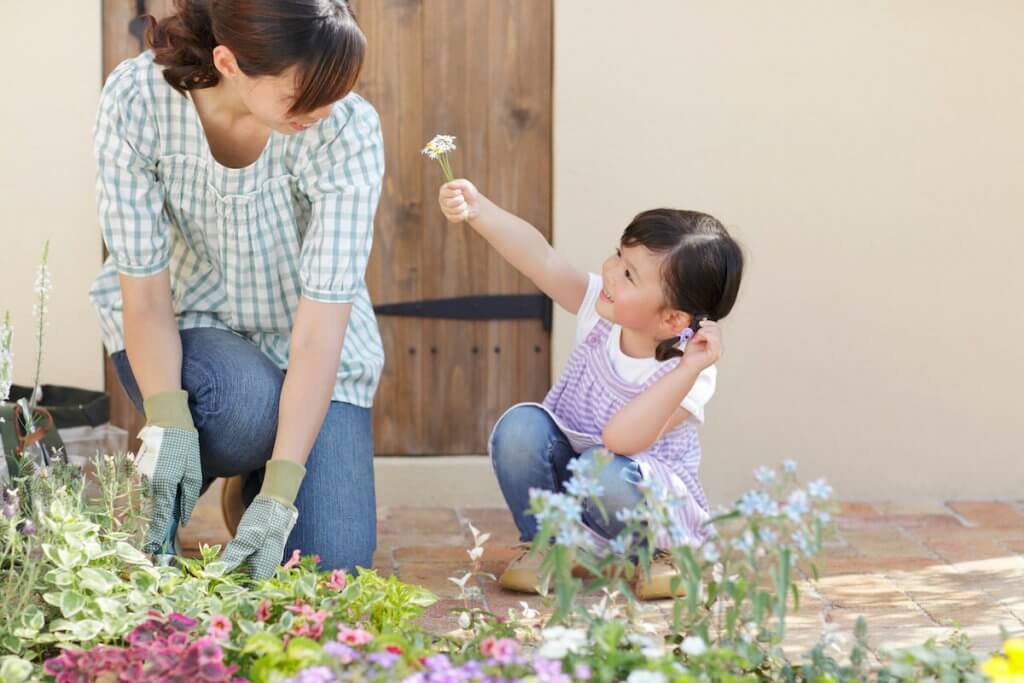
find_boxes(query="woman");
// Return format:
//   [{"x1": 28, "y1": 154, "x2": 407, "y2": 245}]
[{"x1": 90, "y1": 0, "x2": 384, "y2": 578}]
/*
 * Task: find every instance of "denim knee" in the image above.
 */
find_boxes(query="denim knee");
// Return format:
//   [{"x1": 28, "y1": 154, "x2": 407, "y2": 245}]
[
  {"x1": 579, "y1": 448, "x2": 643, "y2": 539},
  {"x1": 490, "y1": 405, "x2": 561, "y2": 474}
]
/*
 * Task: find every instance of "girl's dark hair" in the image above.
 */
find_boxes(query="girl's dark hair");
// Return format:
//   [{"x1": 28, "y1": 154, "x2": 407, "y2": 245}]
[
  {"x1": 146, "y1": 0, "x2": 365, "y2": 115},
  {"x1": 620, "y1": 209, "x2": 744, "y2": 361}
]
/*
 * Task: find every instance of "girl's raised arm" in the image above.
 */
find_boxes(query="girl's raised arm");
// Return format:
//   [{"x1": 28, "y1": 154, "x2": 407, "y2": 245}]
[{"x1": 439, "y1": 179, "x2": 589, "y2": 314}]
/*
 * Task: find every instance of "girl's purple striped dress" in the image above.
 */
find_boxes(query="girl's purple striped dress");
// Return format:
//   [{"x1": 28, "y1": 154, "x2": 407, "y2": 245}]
[{"x1": 494, "y1": 318, "x2": 711, "y2": 549}]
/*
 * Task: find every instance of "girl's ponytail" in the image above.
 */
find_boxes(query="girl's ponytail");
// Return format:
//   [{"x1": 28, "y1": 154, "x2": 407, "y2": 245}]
[
  {"x1": 146, "y1": 0, "x2": 220, "y2": 93},
  {"x1": 655, "y1": 336, "x2": 684, "y2": 362}
]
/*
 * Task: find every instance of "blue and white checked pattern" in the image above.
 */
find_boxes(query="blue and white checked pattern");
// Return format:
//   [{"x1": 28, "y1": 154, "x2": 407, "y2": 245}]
[{"x1": 89, "y1": 53, "x2": 385, "y2": 407}]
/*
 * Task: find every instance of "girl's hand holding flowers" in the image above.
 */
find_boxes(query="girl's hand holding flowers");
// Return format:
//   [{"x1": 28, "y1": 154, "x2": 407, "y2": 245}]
[
  {"x1": 680, "y1": 319, "x2": 722, "y2": 372},
  {"x1": 439, "y1": 179, "x2": 481, "y2": 224}
]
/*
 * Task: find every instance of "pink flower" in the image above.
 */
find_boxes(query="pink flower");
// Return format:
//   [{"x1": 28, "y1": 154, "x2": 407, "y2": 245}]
[
  {"x1": 481, "y1": 637, "x2": 497, "y2": 657},
  {"x1": 255, "y1": 600, "x2": 272, "y2": 622},
  {"x1": 492, "y1": 638, "x2": 520, "y2": 664},
  {"x1": 206, "y1": 615, "x2": 232, "y2": 641},
  {"x1": 337, "y1": 626, "x2": 374, "y2": 646},
  {"x1": 386, "y1": 644, "x2": 403, "y2": 656},
  {"x1": 283, "y1": 549, "x2": 302, "y2": 569},
  {"x1": 308, "y1": 622, "x2": 324, "y2": 640},
  {"x1": 312, "y1": 554, "x2": 321, "y2": 565},
  {"x1": 328, "y1": 569, "x2": 348, "y2": 591}
]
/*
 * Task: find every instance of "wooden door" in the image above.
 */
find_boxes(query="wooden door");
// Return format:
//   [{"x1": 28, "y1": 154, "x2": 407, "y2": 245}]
[
  {"x1": 101, "y1": 0, "x2": 552, "y2": 455},
  {"x1": 354, "y1": 0, "x2": 553, "y2": 454}
]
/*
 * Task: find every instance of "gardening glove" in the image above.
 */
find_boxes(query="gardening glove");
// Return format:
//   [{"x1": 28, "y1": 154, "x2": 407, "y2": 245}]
[
  {"x1": 221, "y1": 459, "x2": 305, "y2": 579},
  {"x1": 136, "y1": 390, "x2": 202, "y2": 557}
]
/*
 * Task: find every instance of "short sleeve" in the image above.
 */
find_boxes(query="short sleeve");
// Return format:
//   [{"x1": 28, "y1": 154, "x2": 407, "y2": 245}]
[
  {"x1": 94, "y1": 59, "x2": 171, "y2": 277},
  {"x1": 681, "y1": 364, "x2": 716, "y2": 423},
  {"x1": 296, "y1": 96, "x2": 385, "y2": 303},
  {"x1": 574, "y1": 273, "x2": 604, "y2": 344}
]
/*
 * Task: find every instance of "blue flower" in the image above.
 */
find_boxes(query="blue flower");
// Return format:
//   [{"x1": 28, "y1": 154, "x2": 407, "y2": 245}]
[
  {"x1": 754, "y1": 465, "x2": 776, "y2": 484},
  {"x1": 808, "y1": 478, "x2": 833, "y2": 500},
  {"x1": 782, "y1": 490, "x2": 809, "y2": 522},
  {"x1": 782, "y1": 459, "x2": 798, "y2": 473}
]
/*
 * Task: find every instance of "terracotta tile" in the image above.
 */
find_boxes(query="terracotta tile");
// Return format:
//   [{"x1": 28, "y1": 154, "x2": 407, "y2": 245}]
[
  {"x1": 812, "y1": 557, "x2": 943, "y2": 577},
  {"x1": 840, "y1": 528, "x2": 936, "y2": 559},
  {"x1": 398, "y1": 562, "x2": 478, "y2": 599},
  {"x1": 923, "y1": 535, "x2": 1016, "y2": 564},
  {"x1": 839, "y1": 514, "x2": 963, "y2": 531},
  {"x1": 947, "y1": 501, "x2": 1024, "y2": 529},
  {"x1": 384, "y1": 507, "x2": 465, "y2": 535},
  {"x1": 839, "y1": 501, "x2": 879, "y2": 518},
  {"x1": 874, "y1": 502, "x2": 952, "y2": 516},
  {"x1": 394, "y1": 545, "x2": 476, "y2": 564}
]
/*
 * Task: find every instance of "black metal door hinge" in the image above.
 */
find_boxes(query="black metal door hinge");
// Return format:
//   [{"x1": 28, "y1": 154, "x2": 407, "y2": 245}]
[{"x1": 374, "y1": 294, "x2": 552, "y2": 332}]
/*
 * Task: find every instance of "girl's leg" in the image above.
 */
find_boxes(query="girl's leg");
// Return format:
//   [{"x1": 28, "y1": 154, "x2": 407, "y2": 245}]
[
  {"x1": 576, "y1": 447, "x2": 644, "y2": 540},
  {"x1": 490, "y1": 405, "x2": 576, "y2": 542},
  {"x1": 285, "y1": 401, "x2": 376, "y2": 572}
]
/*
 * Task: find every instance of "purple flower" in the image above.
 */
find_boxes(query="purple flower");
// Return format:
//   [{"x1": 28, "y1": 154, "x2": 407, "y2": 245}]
[
  {"x1": 19, "y1": 519, "x2": 36, "y2": 536},
  {"x1": 2, "y1": 503, "x2": 16, "y2": 519},
  {"x1": 292, "y1": 666, "x2": 337, "y2": 683},
  {"x1": 369, "y1": 652, "x2": 401, "y2": 669},
  {"x1": 324, "y1": 641, "x2": 359, "y2": 664},
  {"x1": 533, "y1": 656, "x2": 571, "y2": 683},
  {"x1": 574, "y1": 663, "x2": 593, "y2": 680}
]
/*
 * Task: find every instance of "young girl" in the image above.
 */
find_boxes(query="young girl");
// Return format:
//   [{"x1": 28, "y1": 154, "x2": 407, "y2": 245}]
[{"x1": 438, "y1": 180, "x2": 743, "y2": 600}]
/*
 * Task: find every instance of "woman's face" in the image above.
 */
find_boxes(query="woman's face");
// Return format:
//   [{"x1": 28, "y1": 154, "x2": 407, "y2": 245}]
[
  {"x1": 234, "y1": 67, "x2": 335, "y2": 135},
  {"x1": 213, "y1": 47, "x2": 336, "y2": 134}
]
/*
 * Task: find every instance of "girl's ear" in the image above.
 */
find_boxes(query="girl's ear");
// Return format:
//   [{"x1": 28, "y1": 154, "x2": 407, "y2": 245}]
[{"x1": 662, "y1": 309, "x2": 690, "y2": 337}]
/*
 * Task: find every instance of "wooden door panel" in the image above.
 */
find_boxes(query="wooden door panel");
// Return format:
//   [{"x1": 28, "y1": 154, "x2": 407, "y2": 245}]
[{"x1": 357, "y1": 0, "x2": 552, "y2": 454}]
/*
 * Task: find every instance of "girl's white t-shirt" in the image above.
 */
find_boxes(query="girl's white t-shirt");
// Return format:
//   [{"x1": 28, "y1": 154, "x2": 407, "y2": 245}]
[{"x1": 574, "y1": 273, "x2": 716, "y2": 424}]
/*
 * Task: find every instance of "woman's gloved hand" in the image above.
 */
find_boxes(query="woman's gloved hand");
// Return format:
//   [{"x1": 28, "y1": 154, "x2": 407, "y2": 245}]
[
  {"x1": 136, "y1": 390, "x2": 202, "y2": 556},
  {"x1": 221, "y1": 459, "x2": 305, "y2": 579}
]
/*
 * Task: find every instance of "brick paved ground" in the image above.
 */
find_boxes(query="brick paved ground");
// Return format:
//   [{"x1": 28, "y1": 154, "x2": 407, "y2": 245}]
[{"x1": 180, "y1": 489, "x2": 1024, "y2": 656}]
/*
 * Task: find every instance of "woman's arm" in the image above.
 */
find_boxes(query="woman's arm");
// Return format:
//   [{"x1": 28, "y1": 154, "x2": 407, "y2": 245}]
[
  {"x1": 439, "y1": 180, "x2": 589, "y2": 314},
  {"x1": 603, "y1": 321, "x2": 723, "y2": 455},
  {"x1": 270, "y1": 297, "x2": 349, "y2": 466},
  {"x1": 119, "y1": 270, "x2": 182, "y2": 398}
]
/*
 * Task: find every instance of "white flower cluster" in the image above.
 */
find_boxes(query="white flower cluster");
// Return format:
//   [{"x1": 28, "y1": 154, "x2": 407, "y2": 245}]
[
  {"x1": 421, "y1": 134, "x2": 456, "y2": 160},
  {"x1": 0, "y1": 313, "x2": 12, "y2": 402}
]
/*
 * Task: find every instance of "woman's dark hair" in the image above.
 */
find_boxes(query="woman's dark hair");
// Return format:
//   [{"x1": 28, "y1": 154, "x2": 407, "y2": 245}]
[
  {"x1": 620, "y1": 209, "x2": 744, "y2": 361},
  {"x1": 146, "y1": 0, "x2": 365, "y2": 115}
]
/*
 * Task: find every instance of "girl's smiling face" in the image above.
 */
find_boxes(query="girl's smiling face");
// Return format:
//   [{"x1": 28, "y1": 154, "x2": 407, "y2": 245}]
[{"x1": 597, "y1": 243, "x2": 689, "y2": 344}]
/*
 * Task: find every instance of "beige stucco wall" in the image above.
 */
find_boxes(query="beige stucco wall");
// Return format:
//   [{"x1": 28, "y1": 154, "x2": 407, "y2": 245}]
[
  {"x1": 553, "y1": 1, "x2": 1024, "y2": 501},
  {"x1": 0, "y1": 3, "x2": 104, "y2": 392}
]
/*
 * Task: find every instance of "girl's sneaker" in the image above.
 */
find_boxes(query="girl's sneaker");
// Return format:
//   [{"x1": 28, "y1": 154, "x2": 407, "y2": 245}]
[
  {"x1": 498, "y1": 544, "x2": 548, "y2": 593},
  {"x1": 634, "y1": 551, "x2": 686, "y2": 600}
]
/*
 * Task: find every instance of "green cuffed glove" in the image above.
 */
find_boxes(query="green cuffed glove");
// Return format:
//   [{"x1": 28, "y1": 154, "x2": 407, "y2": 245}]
[
  {"x1": 136, "y1": 390, "x2": 202, "y2": 557},
  {"x1": 221, "y1": 459, "x2": 305, "y2": 579}
]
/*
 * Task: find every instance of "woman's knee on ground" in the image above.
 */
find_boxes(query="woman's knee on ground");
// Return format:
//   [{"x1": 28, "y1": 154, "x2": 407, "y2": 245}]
[{"x1": 179, "y1": 328, "x2": 283, "y2": 476}]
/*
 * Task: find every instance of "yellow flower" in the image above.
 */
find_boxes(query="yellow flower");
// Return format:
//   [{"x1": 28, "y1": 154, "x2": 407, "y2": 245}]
[{"x1": 981, "y1": 639, "x2": 1024, "y2": 682}]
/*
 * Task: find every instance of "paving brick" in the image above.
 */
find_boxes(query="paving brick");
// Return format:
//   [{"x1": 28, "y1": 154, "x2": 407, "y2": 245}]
[
  {"x1": 840, "y1": 528, "x2": 937, "y2": 559},
  {"x1": 813, "y1": 556, "x2": 943, "y2": 577},
  {"x1": 385, "y1": 507, "x2": 465, "y2": 535},
  {"x1": 839, "y1": 501, "x2": 879, "y2": 518},
  {"x1": 874, "y1": 502, "x2": 953, "y2": 516},
  {"x1": 947, "y1": 501, "x2": 1024, "y2": 529},
  {"x1": 398, "y1": 562, "x2": 479, "y2": 599},
  {"x1": 922, "y1": 535, "x2": 1015, "y2": 564}
]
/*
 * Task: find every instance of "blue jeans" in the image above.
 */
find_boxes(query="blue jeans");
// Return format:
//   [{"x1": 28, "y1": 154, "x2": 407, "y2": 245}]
[
  {"x1": 490, "y1": 404, "x2": 643, "y2": 542},
  {"x1": 111, "y1": 327, "x2": 376, "y2": 572}
]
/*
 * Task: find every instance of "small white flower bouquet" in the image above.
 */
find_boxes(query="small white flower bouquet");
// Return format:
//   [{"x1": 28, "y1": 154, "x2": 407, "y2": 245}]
[{"x1": 421, "y1": 134, "x2": 457, "y2": 182}]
